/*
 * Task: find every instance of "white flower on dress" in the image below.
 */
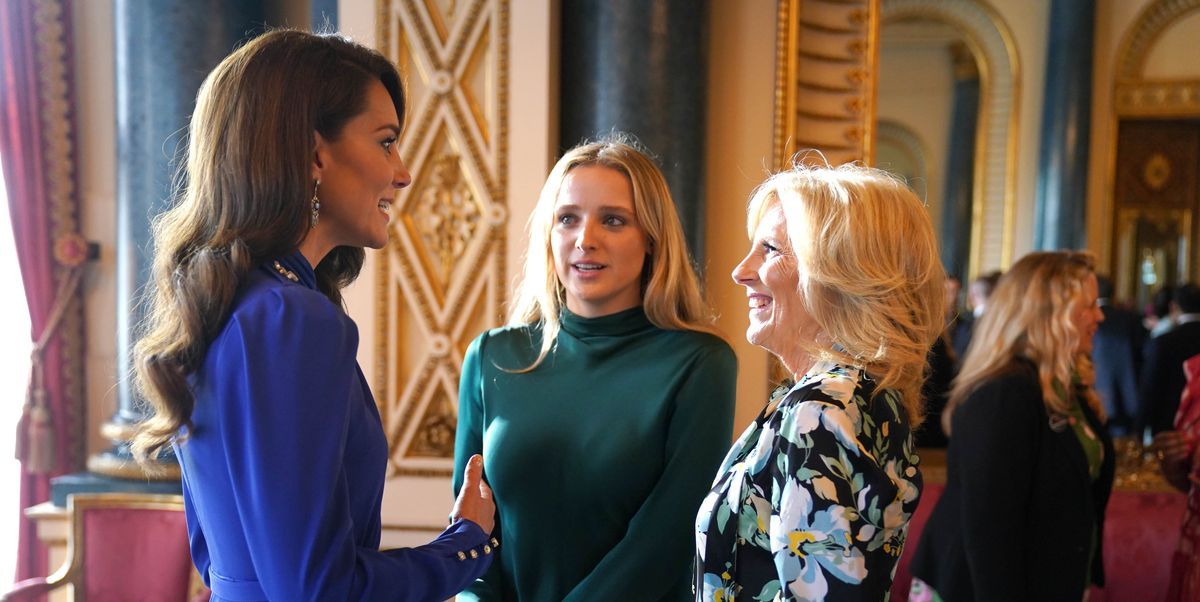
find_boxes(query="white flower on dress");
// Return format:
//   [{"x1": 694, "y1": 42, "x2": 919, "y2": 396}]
[
  {"x1": 747, "y1": 422, "x2": 777, "y2": 475},
  {"x1": 814, "y1": 369, "x2": 856, "y2": 402},
  {"x1": 769, "y1": 479, "x2": 867, "y2": 600},
  {"x1": 694, "y1": 362, "x2": 920, "y2": 601},
  {"x1": 778, "y1": 402, "x2": 823, "y2": 448}
]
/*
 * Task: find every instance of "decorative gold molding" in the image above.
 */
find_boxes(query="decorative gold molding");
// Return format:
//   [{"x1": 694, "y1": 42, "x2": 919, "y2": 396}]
[
  {"x1": 405, "y1": 389, "x2": 457, "y2": 457},
  {"x1": 376, "y1": 0, "x2": 509, "y2": 478},
  {"x1": 1116, "y1": 0, "x2": 1200, "y2": 80},
  {"x1": 774, "y1": 0, "x2": 880, "y2": 168},
  {"x1": 1115, "y1": 79, "x2": 1200, "y2": 117}
]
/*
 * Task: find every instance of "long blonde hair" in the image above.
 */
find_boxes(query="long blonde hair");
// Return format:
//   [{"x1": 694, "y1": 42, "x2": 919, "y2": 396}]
[
  {"x1": 943, "y1": 251, "x2": 1104, "y2": 435},
  {"x1": 508, "y1": 135, "x2": 716, "y2": 370},
  {"x1": 746, "y1": 163, "x2": 945, "y2": 426},
  {"x1": 131, "y1": 31, "x2": 406, "y2": 465}
]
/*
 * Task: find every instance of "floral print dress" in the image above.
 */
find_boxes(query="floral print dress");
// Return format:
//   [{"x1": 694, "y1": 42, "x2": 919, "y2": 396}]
[{"x1": 695, "y1": 361, "x2": 922, "y2": 601}]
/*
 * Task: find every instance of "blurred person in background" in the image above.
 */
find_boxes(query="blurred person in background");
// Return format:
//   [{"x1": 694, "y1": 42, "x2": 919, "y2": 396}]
[{"x1": 909, "y1": 251, "x2": 1114, "y2": 601}]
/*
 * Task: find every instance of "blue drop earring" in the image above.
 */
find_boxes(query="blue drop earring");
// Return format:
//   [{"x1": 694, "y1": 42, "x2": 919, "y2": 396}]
[{"x1": 310, "y1": 179, "x2": 321, "y2": 228}]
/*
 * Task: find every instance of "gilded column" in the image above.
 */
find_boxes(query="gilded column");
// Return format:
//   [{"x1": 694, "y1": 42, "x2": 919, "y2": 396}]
[
  {"x1": 559, "y1": 0, "x2": 710, "y2": 264},
  {"x1": 1034, "y1": 0, "x2": 1095, "y2": 250}
]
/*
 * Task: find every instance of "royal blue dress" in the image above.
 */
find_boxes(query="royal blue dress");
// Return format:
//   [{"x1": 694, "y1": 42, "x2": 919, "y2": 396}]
[{"x1": 175, "y1": 252, "x2": 492, "y2": 601}]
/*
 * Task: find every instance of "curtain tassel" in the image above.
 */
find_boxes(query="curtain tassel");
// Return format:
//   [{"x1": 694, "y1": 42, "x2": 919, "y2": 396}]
[
  {"x1": 16, "y1": 359, "x2": 55, "y2": 475},
  {"x1": 14, "y1": 260, "x2": 84, "y2": 475},
  {"x1": 23, "y1": 400, "x2": 55, "y2": 475}
]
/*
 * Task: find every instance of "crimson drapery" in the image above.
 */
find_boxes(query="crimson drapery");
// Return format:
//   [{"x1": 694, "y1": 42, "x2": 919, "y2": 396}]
[{"x1": 0, "y1": 0, "x2": 87, "y2": 584}]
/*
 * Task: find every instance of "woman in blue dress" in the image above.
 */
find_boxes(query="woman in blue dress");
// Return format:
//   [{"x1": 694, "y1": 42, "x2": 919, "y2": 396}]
[{"x1": 131, "y1": 30, "x2": 495, "y2": 601}]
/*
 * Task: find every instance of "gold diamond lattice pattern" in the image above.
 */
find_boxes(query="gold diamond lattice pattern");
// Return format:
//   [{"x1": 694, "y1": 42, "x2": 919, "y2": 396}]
[{"x1": 411, "y1": 153, "x2": 482, "y2": 280}]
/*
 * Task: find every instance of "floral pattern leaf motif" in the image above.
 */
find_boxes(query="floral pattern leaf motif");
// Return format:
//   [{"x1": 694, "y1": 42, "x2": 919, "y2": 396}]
[
  {"x1": 738, "y1": 493, "x2": 774, "y2": 549},
  {"x1": 750, "y1": 580, "x2": 781, "y2": 601},
  {"x1": 811, "y1": 476, "x2": 839, "y2": 502},
  {"x1": 795, "y1": 466, "x2": 821, "y2": 483},
  {"x1": 695, "y1": 361, "x2": 922, "y2": 600},
  {"x1": 716, "y1": 498, "x2": 732, "y2": 534}
]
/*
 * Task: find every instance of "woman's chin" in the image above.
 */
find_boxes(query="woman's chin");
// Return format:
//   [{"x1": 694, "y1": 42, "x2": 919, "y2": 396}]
[
  {"x1": 745, "y1": 324, "x2": 773, "y2": 350},
  {"x1": 365, "y1": 232, "x2": 389, "y2": 250}
]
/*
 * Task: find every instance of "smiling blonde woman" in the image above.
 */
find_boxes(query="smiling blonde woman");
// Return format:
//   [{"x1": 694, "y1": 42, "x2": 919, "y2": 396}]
[{"x1": 695, "y1": 163, "x2": 944, "y2": 600}]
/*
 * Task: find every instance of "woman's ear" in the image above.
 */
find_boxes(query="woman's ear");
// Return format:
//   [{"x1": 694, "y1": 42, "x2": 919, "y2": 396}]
[{"x1": 312, "y1": 131, "x2": 327, "y2": 180}]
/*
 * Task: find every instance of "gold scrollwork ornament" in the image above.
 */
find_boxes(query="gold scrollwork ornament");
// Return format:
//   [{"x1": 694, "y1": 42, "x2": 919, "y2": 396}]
[{"x1": 1142, "y1": 152, "x2": 1171, "y2": 191}]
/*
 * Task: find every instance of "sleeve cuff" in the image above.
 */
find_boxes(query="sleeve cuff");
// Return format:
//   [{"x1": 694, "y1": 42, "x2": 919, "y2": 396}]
[{"x1": 444, "y1": 519, "x2": 499, "y2": 561}]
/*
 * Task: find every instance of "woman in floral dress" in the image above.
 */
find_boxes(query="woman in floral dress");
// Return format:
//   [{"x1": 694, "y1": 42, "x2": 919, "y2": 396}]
[{"x1": 694, "y1": 164, "x2": 946, "y2": 600}]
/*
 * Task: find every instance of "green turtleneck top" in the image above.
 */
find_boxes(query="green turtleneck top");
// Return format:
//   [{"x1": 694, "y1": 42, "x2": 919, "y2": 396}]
[{"x1": 452, "y1": 307, "x2": 737, "y2": 601}]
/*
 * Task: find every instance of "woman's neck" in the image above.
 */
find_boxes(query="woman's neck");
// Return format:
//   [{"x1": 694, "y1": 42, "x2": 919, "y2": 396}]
[
  {"x1": 779, "y1": 353, "x2": 819, "y2": 380},
  {"x1": 297, "y1": 234, "x2": 332, "y2": 269}
]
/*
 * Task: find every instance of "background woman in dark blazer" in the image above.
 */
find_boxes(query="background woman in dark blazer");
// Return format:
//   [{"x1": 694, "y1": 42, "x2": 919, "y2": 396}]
[{"x1": 909, "y1": 251, "x2": 1115, "y2": 601}]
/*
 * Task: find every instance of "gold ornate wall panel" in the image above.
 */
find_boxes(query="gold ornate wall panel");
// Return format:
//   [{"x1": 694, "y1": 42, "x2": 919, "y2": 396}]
[
  {"x1": 1115, "y1": 80, "x2": 1200, "y2": 116},
  {"x1": 1109, "y1": 0, "x2": 1200, "y2": 298},
  {"x1": 376, "y1": 0, "x2": 509, "y2": 477},
  {"x1": 777, "y1": 0, "x2": 1018, "y2": 273},
  {"x1": 774, "y1": 0, "x2": 880, "y2": 168},
  {"x1": 1114, "y1": 0, "x2": 1200, "y2": 118}
]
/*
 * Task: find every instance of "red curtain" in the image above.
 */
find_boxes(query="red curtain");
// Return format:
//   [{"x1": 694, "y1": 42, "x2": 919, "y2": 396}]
[{"x1": 0, "y1": 0, "x2": 87, "y2": 583}]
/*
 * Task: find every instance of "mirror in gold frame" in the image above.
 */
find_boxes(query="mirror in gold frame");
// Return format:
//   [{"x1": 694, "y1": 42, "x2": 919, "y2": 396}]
[
  {"x1": 873, "y1": 0, "x2": 1019, "y2": 281},
  {"x1": 877, "y1": 19, "x2": 977, "y2": 280}
]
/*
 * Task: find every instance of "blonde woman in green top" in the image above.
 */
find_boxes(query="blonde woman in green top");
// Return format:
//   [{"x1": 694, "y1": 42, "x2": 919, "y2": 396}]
[{"x1": 452, "y1": 136, "x2": 737, "y2": 601}]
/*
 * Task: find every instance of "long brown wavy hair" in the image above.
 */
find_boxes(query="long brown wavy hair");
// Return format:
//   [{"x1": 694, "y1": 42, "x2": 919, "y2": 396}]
[
  {"x1": 943, "y1": 251, "x2": 1104, "y2": 435},
  {"x1": 131, "y1": 30, "x2": 406, "y2": 465}
]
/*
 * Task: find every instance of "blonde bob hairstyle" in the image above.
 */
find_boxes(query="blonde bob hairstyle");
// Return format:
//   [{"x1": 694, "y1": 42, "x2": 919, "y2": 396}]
[
  {"x1": 508, "y1": 136, "x2": 716, "y2": 370},
  {"x1": 746, "y1": 163, "x2": 945, "y2": 426},
  {"x1": 943, "y1": 251, "x2": 1103, "y2": 435}
]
